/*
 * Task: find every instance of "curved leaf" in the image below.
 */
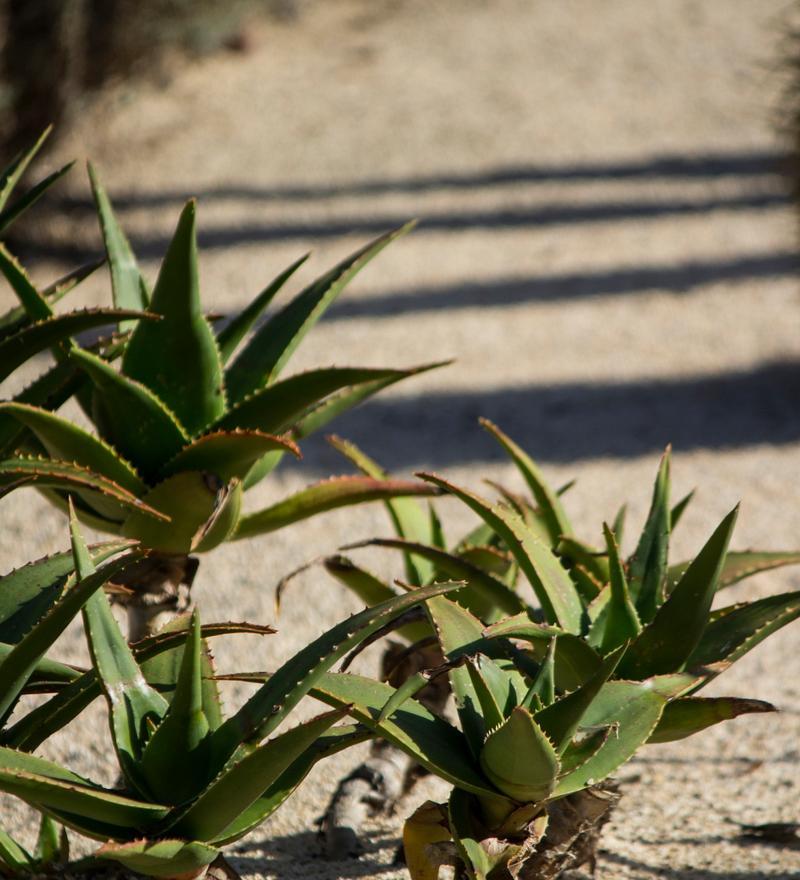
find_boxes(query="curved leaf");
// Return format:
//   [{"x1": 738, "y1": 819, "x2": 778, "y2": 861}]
[
  {"x1": 161, "y1": 429, "x2": 299, "y2": 481},
  {"x1": 122, "y1": 200, "x2": 225, "y2": 433},
  {"x1": 234, "y1": 475, "x2": 439, "y2": 539},
  {"x1": 666, "y1": 551, "x2": 800, "y2": 596},
  {"x1": 70, "y1": 346, "x2": 188, "y2": 480},
  {"x1": 225, "y1": 223, "x2": 414, "y2": 402},
  {"x1": 648, "y1": 696, "x2": 776, "y2": 744},
  {"x1": 96, "y1": 839, "x2": 218, "y2": 878}
]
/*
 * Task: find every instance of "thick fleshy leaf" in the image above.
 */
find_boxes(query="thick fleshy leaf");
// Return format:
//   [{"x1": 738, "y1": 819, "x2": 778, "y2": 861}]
[
  {"x1": 0, "y1": 645, "x2": 81, "y2": 690},
  {"x1": 212, "y1": 582, "x2": 465, "y2": 762},
  {"x1": 81, "y1": 556, "x2": 169, "y2": 793},
  {"x1": 96, "y1": 839, "x2": 219, "y2": 878},
  {"x1": 0, "y1": 540, "x2": 133, "y2": 644},
  {"x1": 480, "y1": 419, "x2": 572, "y2": 546},
  {"x1": 170, "y1": 708, "x2": 348, "y2": 840},
  {"x1": 34, "y1": 814, "x2": 62, "y2": 865},
  {"x1": 139, "y1": 613, "x2": 213, "y2": 804},
  {"x1": 533, "y1": 645, "x2": 624, "y2": 753},
  {"x1": 70, "y1": 347, "x2": 188, "y2": 480},
  {"x1": 628, "y1": 451, "x2": 670, "y2": 622},
  {"x1": 587, "y1": 525, "x2": 641, "y2": 654},
  {"x1": 553, "y1": 675, "x2": 695, "y2": 796},
  {"x1": 0, "y1": 828, "x2": 33, "y2": 872},
  {"x1": 120, "y1": 471, "x2": 235, "y2": 553},
  {"x1": 618, "y1": 507, "x2": 738, "y2": 680},
  {"x1": 4, "y1": 622, "x2": 270, "y2": 752},
  {"x1": 666, "y1": 551, "x2": 800, "y2": 596},
  {"x1": 670, "y1": 490, "x2": 694, "y2": 530},
  {"x1": 522, "y1": 637, "x2": 556, "y2": 710},
  {"x1": 209, "y1": 723, "x2": 370, "y2": 846},
  {"x1": 225, "y1": 223, "x2": 414, "y2": 403},
  {"x1": 480, "y1": 707, "x2": 560, "y2": 802},
  {"x1": 309, "y1": 671, "x2": 498, "y2": 800},
  {"x1": 686, "y1": 590, "x2": 800, "y2": 671},
  {"x1": 0, "y1": 546, "x2": 144, "y2": 723},
  {"x1": 122, "y1": 201, "x2": 225, "y2": 433},
  {"x1": 0, "y1": 127, "x2": 51, "y2": 214},
  {"x1": 161, "y1": 429, "x2": 298, "y2": 481},
  {"x1": 557, "y1": 726, "x2": 613, "y2": 777},
  {"x1": 234, "y1": 475, "x2": 439, "y2": 539},
  {"x1": 88, "y1": 163, "x2": 148, "y2": 333},
  {"x1": 425, "y1": 597, "x2": 490, "y2": 756},
  {"x1": 317, "y1": 556, "x2": 431, "y2": 644},
  {"x1": 0, "y1": 163, "x2": 73, "y2": 235},
  {"x1": 217, "y1": 254, "x2": 310, "y2": 364},
  {"x1": 0, "y1": 244, "x2": 52, "y2": 322},
  {"x1": 0, "y1": 308, "x2": 149, "y2": 384},
  {"x1": 0, "y1": 403, "x2": 145, "y2": 495},
  {"x1": 0, "y1": 259, "x2": 104, "y2": 344},
  {"x1": 0, "y1": 746, "x2": 169, "y2": 829},
  {"x1": 419, "y1": 474, "x2": 583, "y2": 632},
  {"x1": 0, "y1": 457, "x2": 167, "y2": 522},
  {"x1": 218, "y1": 366, "x2": 407, "y2": 434},
  {"x1": 648, "y1": 696, "x2": 776, "y2": 744},
  {"x1": 403, "y1": 801, "x2": 453, "y2": 880},
  {"x1": 330, "y1": 435, "x2": 436, "y2": 584},
  {"x1": 351, "y1": 538, "x2": 524, "y2": 617},
  {"x1": 449, "y1": 787, "x2": 494, "y2": 880}
]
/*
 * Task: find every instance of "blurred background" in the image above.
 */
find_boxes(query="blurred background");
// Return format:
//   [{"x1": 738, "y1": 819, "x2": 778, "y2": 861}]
[{"x1": 1, "y1": 2, "x2": 800, "y2": 877}]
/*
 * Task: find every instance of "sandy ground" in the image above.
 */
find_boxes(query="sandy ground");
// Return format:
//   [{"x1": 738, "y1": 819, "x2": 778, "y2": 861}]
[{"x1": 1, "y1": 0, "x2": 800, "y2": 877}]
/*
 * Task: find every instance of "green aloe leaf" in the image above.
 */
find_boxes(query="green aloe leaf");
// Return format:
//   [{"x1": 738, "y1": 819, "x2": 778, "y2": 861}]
[
  {"x1": 308, "y1": 671, "x2": 499, "y2": 800},
  {"x1": 0, "y1": 259, "x2": 105, "y2": 344},
  {"x1": 480, "y1": 418, "x2": 572, "y2": 546},
  {"x1": 218, "y1": 366, "x2": 407, "y2": 434},
  {"x1": 0, "y1": 127, "x2": 51, "y2": 213},
  {"x1": 686, "y1": 590, "x2": 800, "y2": 670},
  {"x1": 5, "y1": 621, "x2": 269, "y2": 751},
  {"x1": 557, "y1": 726, "x2": 613, "y2": 777},
  {"x1": 0, "y1": 163, "x2": 73, "y2": 235},
  {"x1": 0, "y1": 456, "x2": 167, "y2": 522},
  {"x1": 0, "y1": 747, "x2": 169, "y2": 831},
  {"x1": 234, "y1": 475, "x2": 438, "y2": 539},
  {"x1": 122, "y1": 200, "x2": 225, "y2": 433},
  {"x1": 212, "y1": 582, "x2": 464, "y2": 762},
  {"x1": 0, "y1": 403, "x2": 145, "y2": 495},
  {"x1": 329, "y1": 435, "x2": 436, "y2": 584},
  {"x1": 139, "y1": 613, "x2": 214, "y2": 805},
  {"x1": 425, "y1": 596, "x2": 490, "y2": 756},
  {"x1": 225, "y1": 223, "x2": 414, "y2": 403},
  {"x1": 350, "y1": 538, "x2": 524, "y2": 617},
  {"x1": 618, "y1": 507, "x2": 738, "y2": 680},
  {"x1": 522, "y1": 637, "x2": 556, "y2": 710},
  {"x1": 88, "y1": 163, "x2": 148, "y2": 334},
  {"x1": 628, "y1": 450, "x2": 670, "y2": 622},
  {"x1": 211, "y1": 724, "x2": 370, "y2": 846},
  {"x1": 77, "y1": 515, "x2": 168, "y2": 794},
  {"x1": 96, "y1": 839, "x2": 219, "y2": 878},
  {"x1": 587, "y1": 525, "x2": 641, "y2": 654},
  {"x1": 0, "y1": 541, "x2": 144, "y2": 723},
  {"x1": 0, "y1": 244, "x2": 52, "y2": 322},
  {"x1": 170, "y1": 708, "x2": 348, "y2": 840},
  {"x1": 120, "y1": 471, "x2": 236, "y2": 553},
  {"x1": 553, "y1": 675, "x2": 694, "y2": 796},
  {"x1": 34, "y1": 815, "x2": 62, "y2": 865},
  {"x1": 0, "y1": 309, "x2": 149, "y2": 384},
  {"x1": 161, "y1": 429, "x2": 298, "y2": 481},
  {"x1": 316, "y1": 556, "x2": 431, "y2": 644},
  {"x1": 480, "y1": 707, "x2": 560, "y2": 802},
  {"x1": 0, "y1": 828, "x2": 33, "y2": 872},
  {"x1": 0, "y1": 645, "x2": 81, "y2": 690},
  {"x1": 217, "y1": 254, "x2": 309, "y2": 363},
  {"x1": 0, "y1": 539, "x2": 133, "y2": 644},
  {"x1": 670, "y1": 490, "x2": 695, "y2": 530},
  {"x1": 419, "y1": 473, "x2": 584, "y2": 633},
  {"x1": 449, "y1": 787, "x2": 493, "y2": 880},
  {"x1": 666, "y1": 551, "x2": 800, "y2": 596},
  {"x1": 533, "y1": 645, "x2": 625, "y2": 754},
  {"x1": 648, "y1": 696, "x2": 776, "y2": 744}
]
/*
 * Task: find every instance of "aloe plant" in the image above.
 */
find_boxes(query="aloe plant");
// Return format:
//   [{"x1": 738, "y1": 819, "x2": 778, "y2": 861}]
[
  {"x1": 0, "y1": 512, "x2": 464, "y2": 879},
  {"x1": 281, "y1": 426, "x2": 800, "y2": 876},
  {"x1": 0, "y1": 153, "x2": 442, "y2": 636}
]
